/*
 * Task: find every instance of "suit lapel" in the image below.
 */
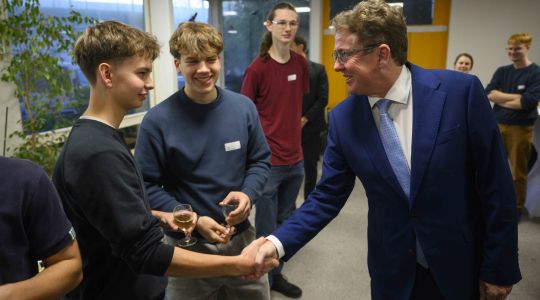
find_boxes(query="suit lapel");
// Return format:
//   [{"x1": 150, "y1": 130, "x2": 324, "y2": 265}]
[{"x1": 409, "y1": 66, "x2": 446, "y2": 203}]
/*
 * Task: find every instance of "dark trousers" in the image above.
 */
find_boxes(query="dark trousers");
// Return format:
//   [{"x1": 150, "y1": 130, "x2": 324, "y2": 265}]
[
  {"x1": 302, "y1": 132, "x2": 322, "y2": 199},
  {"x1": 410, "y1": 264, "x2": 446, "y2": 300}
]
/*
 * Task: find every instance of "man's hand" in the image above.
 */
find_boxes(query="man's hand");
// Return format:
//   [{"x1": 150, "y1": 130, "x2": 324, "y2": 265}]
[
  {"x1": 152, "y1": 210, "x2": 198, "y2": 235},
  {"x1": 152, "y1": 210, "x2": 180, "y2": 232},
  {"x1": 479, "y1": 281, "x2": 513, "y2": 300},
  {"x1": 240, "y1": 239, "x2": 279, "y2": 280},
  {"x1": 237, "y1": 238, "x2": 279, "y2": 279},
  {"x1": 219, "y1": 192, "x2": 251, "y2": 226},
  {"x1": 196, "y1": 216, "x2": 231, "y2": 243},
  {"x1": 497, "y1": 98, "x2": 522, "y2": 109}
]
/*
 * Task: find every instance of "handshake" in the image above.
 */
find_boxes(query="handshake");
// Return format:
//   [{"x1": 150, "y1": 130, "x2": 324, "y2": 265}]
[{"x1": 235, "y1": 238, "x2": 280, "y2": 279}]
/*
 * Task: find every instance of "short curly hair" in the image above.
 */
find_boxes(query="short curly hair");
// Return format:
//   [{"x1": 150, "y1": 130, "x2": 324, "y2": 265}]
[
  {"x1": 508, "y1": 32, "x2": 532, "y2": 47},
  {"x1": 169, "y1": 22, "x2": 223, "y2": 59},
  {"x1": 331, "y1": 0, "x2": 407, "y2": 65},
  {"x1": 74, "y1": 20, "x2": 160, "y2": 85}
]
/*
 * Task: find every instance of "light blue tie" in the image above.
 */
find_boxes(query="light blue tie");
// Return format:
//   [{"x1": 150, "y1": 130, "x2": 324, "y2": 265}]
[
  {"x1": 375, "y1": 99, "x2": 410, "y2": 200},
  {"x1": 376, "y1": 99, "x2": 428, "y2": 268}
]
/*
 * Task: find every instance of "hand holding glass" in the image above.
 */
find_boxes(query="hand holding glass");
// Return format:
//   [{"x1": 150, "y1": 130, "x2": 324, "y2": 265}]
[
  {"x1": 173, "y1": 204, "x2": 197, "y2": 247},
  {"x1": 222, "y1": 200, "x2": 239, "y2": 236}
]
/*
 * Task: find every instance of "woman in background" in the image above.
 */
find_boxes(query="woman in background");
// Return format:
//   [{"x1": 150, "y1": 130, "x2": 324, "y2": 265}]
[{"x1": 454, "y1": 53, "x2": 474, "y2": 73}]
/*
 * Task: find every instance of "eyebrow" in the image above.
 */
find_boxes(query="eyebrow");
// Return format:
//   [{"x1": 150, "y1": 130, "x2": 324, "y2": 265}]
[{"x1": 136, "y1": 67, "x2": 152, "y2": 72}]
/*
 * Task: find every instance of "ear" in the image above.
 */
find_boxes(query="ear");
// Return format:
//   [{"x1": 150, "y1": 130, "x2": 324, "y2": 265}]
[
  {"x1": 378, "y1": 44, "x2": 392, "y2": 65},
  {"x1": 265, "y1": 20, "x2": 273, "y2": 33},
  {"x1": 174, "y1": 58, "x2": 182, "y2": 74},
  {"x1": 97, "y1": 63, "x2": 113, "y2": 88}
]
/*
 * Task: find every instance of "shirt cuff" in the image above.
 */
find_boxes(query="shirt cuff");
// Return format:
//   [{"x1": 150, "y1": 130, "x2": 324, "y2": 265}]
[{"x1": 266, "y1": 235, "x2": 285, "y2": 259}]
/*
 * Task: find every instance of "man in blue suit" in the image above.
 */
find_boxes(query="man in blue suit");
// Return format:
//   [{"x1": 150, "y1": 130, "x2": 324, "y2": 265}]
[{"x1": 248, "y1": 0, "x2": 521, "y2": 299}]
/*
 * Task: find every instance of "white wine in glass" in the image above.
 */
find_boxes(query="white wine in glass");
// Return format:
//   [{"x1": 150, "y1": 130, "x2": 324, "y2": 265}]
[{"x1": 173, "y1": 204, "x2": 197, "y2": 247}]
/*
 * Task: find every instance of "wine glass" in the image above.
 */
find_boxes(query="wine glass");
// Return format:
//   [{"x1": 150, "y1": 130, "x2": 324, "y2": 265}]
[
  {"x1": 173, "y1": 204, "x2": 197, "y2": 247},
  {"x1": 221, "y1": 200, "x2": 239, "y2": 235}
]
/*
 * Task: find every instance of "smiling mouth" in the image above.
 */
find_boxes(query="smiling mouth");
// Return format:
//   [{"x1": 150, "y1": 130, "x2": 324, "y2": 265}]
[
  {"x1": 343, "y1": 74, "x2": 353, "y2": 82},
  {"x1": 197, "y1": 76, "x2": 213, "y2": 85}
]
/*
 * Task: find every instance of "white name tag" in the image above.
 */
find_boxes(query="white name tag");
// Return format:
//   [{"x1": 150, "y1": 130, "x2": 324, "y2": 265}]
[
  {"x1": 517, "y1": 84, "x2": 526, "y2": 90},
  {"x1": 224, "y1": 141, "x2": 241, "y2": 152},
  {"x1": 287, "y1": 74, "x2": 297, "y2": 81}
]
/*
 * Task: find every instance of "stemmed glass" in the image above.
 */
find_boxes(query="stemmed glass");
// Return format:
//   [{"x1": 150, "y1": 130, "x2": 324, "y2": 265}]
[
  {"x1": 221, "y1": 200, "x2": 239, "y2": 236},
  {"x1": 173, "y1": 204, "x2": 197, "y2": 247}
]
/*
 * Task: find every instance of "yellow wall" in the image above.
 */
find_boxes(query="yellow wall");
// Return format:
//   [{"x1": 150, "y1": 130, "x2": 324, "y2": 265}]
[
  {"x1": 321, "y1": 0, "x2": 348, "y2": 109},
  {"x1": 322, "y1": 0, "x2": 451, "y2": 109}
]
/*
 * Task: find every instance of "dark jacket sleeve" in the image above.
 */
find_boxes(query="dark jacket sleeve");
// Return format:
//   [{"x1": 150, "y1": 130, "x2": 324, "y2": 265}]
[
  {"x1": 304, "y1": 63, "x2": 329, "y2": 123},
  {"x1": 468, "y1": 76, "x2": 521, "y2": 285}
]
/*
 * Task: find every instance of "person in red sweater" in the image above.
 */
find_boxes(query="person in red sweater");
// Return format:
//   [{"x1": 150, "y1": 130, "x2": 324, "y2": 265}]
[{"x1": 241, "y1": 3, "x2": 308, "y2": 298}]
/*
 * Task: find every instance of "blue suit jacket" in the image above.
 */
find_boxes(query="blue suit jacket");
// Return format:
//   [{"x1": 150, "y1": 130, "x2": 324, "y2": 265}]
[{"x1": 273, "y1": 64, "x2": 521, "y2": 299}]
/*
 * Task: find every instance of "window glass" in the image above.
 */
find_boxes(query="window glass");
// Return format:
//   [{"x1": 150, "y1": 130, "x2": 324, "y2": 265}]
[
  {"x1": 222, "y1": 0, "x2": 310, "y2": 92},
  {"x1": 172, "y1": 0, "x2": 210, "y2": 88},
  {"x1": 119, "y1": 124, "x2": 140, "y2": 149},
  {"x1": 330, "y1": 0, "x2": 434, "y2": 25},
  {"x1": 17, "y1": 0, "x2": 146, "y2": 132}
]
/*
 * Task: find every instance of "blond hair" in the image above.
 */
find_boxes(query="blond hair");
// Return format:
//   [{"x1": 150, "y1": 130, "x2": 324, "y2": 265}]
[
  {"x1": 331, "y1": 0, "x2": 408, "y2": 65},
  {"x1": 74, "y1": 21, "x2": 160, "y2": 85},
  {"x1": 508, "y1": 32, "x2": 532, "y2": 47},
  {"x1": 169, "y1": 22, "x2": 223, "y2": 59}
]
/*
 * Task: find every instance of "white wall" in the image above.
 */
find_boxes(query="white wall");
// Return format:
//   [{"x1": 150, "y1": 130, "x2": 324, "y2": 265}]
[{"x1": 446, "y1": 0, "x2": 540, "y2": 86}]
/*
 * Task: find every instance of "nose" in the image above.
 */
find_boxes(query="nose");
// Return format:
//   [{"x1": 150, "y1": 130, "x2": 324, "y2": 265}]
[
  {"x1": 145, "y1": 76, "x2": 154, "y2": 90},
  {"x1": 198, "y1": 61, "x2": 210, "y2": 72},
  {"x1": 333, "y1": 59, "x2": 344, "y2": 72}
]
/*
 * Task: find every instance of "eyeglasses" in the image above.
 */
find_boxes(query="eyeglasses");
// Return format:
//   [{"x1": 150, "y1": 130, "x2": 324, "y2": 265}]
[
  {"x1": 271, "y1": 20, "x2": 299, "y2": 28},
  {"x1": 332, "y1": 45, "x2": 378, "y2": 64}
]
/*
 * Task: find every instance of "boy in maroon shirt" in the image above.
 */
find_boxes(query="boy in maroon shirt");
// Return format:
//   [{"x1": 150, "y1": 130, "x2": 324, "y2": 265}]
[{"x1": 241, "y1": 3, "x2": 308, "y2": 298}]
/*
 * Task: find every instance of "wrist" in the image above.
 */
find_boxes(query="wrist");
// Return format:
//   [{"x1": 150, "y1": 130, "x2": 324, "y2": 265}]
[
  {"x1": 231, "y1": 255, "x2": 248, "y2": 276},
  {"x1": 194, "y1": 215, "x2": 204, "y2": 231}
]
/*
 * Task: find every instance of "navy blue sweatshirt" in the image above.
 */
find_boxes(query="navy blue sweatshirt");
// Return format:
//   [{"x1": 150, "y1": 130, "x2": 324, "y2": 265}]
[
  {"x1": 485, "y1": 63, "x2": 540, "y2": 125},
  {"x1": 135, "y1": 87, "x2": 271, "y2": 240}
]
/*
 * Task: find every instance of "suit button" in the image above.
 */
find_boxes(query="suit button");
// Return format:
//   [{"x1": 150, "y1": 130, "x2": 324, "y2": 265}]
[
  {"x1": 410, "y1": 213, "x2": 418, "y2": 220},
  {"x1": 408, "y1": 249, "x2": 415, "y2": 255}
]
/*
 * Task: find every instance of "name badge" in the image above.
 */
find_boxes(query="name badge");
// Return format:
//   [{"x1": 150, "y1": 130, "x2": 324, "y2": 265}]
[
  {"x1": 517, "y1": 84, "x2": 526, "y2": 90},
  {"x1": 224, "y1": 141, "x2": 241, "y2": 152},
  {"x1": 287, "y1": 74, "x2": 297, "y2": 81}
]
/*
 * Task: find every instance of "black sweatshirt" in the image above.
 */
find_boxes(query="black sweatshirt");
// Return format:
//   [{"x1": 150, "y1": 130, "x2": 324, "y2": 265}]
[{"x1": 53, "y1": 119, "x2": 174, "y2": 300}]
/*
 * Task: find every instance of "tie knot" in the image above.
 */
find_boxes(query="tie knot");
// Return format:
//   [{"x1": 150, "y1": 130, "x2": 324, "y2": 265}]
[{"x1": 375, "y1": 99, "x2": 392, "y2": 114}]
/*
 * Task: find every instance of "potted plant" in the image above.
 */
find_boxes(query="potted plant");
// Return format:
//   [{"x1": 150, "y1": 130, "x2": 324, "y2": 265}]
[{"x1": 0, "y1": 0, "x2": 94, "y2": 174}]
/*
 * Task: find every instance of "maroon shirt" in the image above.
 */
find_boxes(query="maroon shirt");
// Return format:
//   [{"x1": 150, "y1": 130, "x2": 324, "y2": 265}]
[{"x1": 241, "y1": 51, "x2": 309, "y2": 166}]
